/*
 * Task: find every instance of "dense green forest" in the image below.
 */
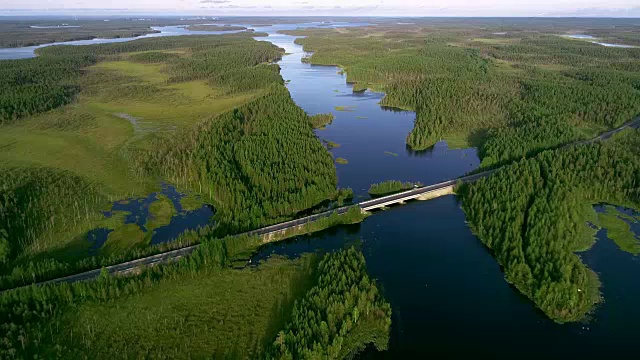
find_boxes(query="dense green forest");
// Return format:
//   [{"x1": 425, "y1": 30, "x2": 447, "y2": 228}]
[
  {"x1": 0, "y1": 167, "x2": 105, "y2": 265},
  {"x1": 0, "y1": 55, "x2": 93, "y2": 122},
  {"x1": 0, "y1": 33, "x2": 343, "y2": 288},
  {"x1": 267, "y1": 247, "x2": 391, "y2": 359},
  {"x1": 134, "y1": 85, "x2": 338, "y2": 234},
  {"x1": 286, "y1": 26, "x2": 640, "y2": 160},
  {"x1": 460, "y1": 130, "x2": 640, "y2": 322},
  {"x1": 0, "y1": 232, "x2": 389, "y2": 358},
  {"x1": 1, "y1": 32, "x2": 278, "y2": 123}
]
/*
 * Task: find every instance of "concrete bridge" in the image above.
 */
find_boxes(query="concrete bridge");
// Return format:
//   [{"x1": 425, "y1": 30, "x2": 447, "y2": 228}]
[{"x1": 358, "y1": 171, "x2": 494, "y2": 211}]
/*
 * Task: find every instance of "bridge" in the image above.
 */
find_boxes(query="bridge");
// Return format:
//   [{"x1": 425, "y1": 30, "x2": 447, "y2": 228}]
[
  {"x1": 3, "y1": 116, "x2": 639, "y2": 291},
  {"x1": 359, "y1": 171, "x2": 494, "y2": 211},
  {"x1": 16, "y1": 170, "x2": 494, "y2": 291}
]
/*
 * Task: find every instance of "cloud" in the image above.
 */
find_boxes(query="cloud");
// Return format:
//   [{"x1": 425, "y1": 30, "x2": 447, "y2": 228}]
[{"x1": 199, "y1": 0, "x2": 231, "y2": 3}]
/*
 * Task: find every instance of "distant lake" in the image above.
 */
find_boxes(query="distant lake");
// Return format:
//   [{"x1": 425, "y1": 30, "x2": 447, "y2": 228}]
[
  {"x1": 593, "y1": 42, "x2": 637, "y2": 48},
  {"x1": 565, "y1": 34, "x2": 595, "y2": 39},
  {"x1": 562, "y1": 34, "x2": 637, "y2": 48}
]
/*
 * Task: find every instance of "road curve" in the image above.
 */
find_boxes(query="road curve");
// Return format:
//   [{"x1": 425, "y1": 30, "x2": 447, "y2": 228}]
[{"x1": 2, "y1": 116, "x2": 638, "y2": 292}]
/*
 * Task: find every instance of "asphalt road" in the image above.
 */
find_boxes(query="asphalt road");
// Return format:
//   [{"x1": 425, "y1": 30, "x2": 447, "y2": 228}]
[{"x1": 3, "y1": 116, "x2": 638, "y2": 292}]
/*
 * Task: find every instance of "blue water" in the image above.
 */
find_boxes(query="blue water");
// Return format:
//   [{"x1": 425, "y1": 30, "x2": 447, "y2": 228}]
[
  {"x1": 593, "y1": 42, "x2": 637, "y2": 48},
  {"x1": 86, "y1": 228, "x2": 114, "y2": 255},
  {"x1": 254, "y1": 197, "x2": 640, "y2": 358}
]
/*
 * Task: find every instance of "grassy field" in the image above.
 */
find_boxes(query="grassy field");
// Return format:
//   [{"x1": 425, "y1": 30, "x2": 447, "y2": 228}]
[
  {"x1": 0, "y1": 58, "x2": 256, "y2": 197},
  {"x1": 45, "y1": 255, "x2": 318, "y2": 359},
  {"x1": 86, "y1": 60, "x2": 258, "y2": 136}
]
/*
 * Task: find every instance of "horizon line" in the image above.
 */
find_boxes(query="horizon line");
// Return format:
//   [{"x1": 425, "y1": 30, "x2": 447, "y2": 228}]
[{"x1": 1, "y1": 13, "x2": 640, "y2": 19}]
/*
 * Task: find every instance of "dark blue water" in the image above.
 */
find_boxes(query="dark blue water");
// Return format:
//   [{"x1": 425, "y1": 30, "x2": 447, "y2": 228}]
[
  {"x1": 106, "y1": 192, "x2": 157, "y2": 232},
  {"x1": 150, "y1": 205, "x2": 214, "y2": 245},
  {"x1": 254, "y1": 197, "x2": 640, "y2": 358}
]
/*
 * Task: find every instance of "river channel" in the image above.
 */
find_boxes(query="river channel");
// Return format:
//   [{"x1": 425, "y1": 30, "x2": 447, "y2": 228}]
[{"x1": 1, "y1": 21, "x2": 638, "y2": 358}]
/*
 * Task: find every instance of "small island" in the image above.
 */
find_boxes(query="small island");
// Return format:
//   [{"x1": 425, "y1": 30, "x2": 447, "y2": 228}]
[
  {"x1": 335, "y1": 157, "x2": 349, "y2": 165},
  {"x1": 369, "y1": 180, "x2": 423, "y2": 196},
  {"x1": 309, "y1": 113, "x2": 335, "y2": 128}
]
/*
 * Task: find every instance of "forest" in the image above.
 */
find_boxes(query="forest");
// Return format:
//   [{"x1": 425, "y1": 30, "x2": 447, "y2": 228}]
[
  {"x1": 460, "y1": 130, "x2": 640, "y2": 322},
  {"x1": 266, "y1": 247, "x2": 391, "y2": 359},
  {"x1": 0, "y1": 228, "x2": 390, "y2": 358},
  {"x1": 133, "y1": 85, "x2": 338, "y2": 234},
  {"x1": 285, "y1": 24, "x2": 640, "y2": 161},
  {"x1": 0, "y1": 33, "x2": 343, "y2": 289}
]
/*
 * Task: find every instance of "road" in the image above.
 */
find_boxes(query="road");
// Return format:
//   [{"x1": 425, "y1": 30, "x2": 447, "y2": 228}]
[
  {"x1": 10, "y1": 171, "x2": 491, "y2": 292},
  {"x1": 3, "y1": 116, "x2": 639, "y2": 292}
]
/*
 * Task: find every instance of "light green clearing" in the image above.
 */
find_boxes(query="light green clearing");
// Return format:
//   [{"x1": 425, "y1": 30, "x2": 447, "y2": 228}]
[
  {"x1": 334, "y1": 106, "x2": 357, "y2": 112},
  {"x1": 0, "y1": 51, "x2": 262, "y2": 264}
]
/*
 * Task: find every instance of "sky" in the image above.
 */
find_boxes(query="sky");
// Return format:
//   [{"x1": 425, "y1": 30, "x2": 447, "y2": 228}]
[{"x1": 1, "y1": 0, "x2": 640, "y2": 17}]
